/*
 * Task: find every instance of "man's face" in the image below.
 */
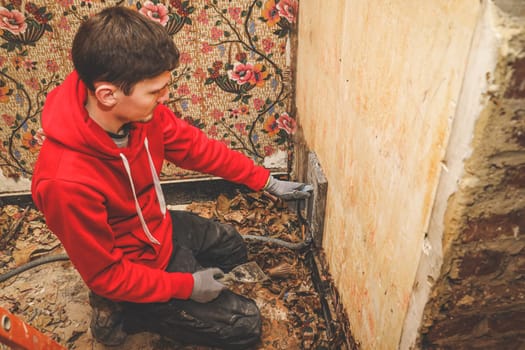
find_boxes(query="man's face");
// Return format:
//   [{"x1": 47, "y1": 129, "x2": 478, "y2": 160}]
[{"x1": 114, "y1": 71, "x2": 171, "y2": 124}]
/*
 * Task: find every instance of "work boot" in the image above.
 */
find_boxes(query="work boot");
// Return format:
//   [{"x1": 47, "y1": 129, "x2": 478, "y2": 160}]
[{"x1": 89, "y1": 292, "x2": 128, "y2": 346}]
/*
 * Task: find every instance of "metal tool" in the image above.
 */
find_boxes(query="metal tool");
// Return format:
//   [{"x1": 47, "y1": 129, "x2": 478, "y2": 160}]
[{"x1": 216, "y1": 261, "x2": 269, "y2": 284}]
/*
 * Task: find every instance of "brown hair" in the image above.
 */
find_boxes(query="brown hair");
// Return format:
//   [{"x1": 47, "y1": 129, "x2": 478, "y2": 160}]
[{"x1": 72, "y1": 6, "x2": 179, "y2": 95}]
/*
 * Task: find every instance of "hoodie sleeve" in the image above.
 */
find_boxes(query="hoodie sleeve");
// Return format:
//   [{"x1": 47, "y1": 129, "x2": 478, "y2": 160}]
[
  {"x1": 32, "y1": 179, "x2": 194, "y2": 303},
  {"x1": 159, "y1": 108, "x2": 270, "y2": 191}
]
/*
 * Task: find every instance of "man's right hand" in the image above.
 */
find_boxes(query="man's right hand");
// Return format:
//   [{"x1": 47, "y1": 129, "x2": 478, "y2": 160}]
[
  {"x1": 190, "y1": 268, "x2": 227, "y2": 303},
  {"x1": 264, "y1": 175, "x2": 313, "y2": 200}
]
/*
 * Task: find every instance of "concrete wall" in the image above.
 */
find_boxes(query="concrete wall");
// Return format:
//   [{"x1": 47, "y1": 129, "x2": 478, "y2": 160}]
[{"x1": 295, "y1": 1, "x2": 481, "y2": 348}]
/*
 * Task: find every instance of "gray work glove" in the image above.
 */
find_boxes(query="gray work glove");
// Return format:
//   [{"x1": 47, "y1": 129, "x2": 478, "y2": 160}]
[
  {"x1": 264, "y1": 176, "x2": 314, "y2": 200},
  {"x1": 190, "y1": 268, "x2": 227, "y2": 303}
]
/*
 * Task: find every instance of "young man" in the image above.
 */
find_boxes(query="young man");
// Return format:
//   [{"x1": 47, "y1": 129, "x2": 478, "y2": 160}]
[{"x1": 31, "y1": 5, "x2": 311, "y2": 349}]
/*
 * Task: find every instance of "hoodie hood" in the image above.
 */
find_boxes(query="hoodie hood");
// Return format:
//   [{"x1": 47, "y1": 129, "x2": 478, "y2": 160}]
[
  {"x1": 41, "y1": 70, "x2": 146, "y2": 160},
  {"x1": 41, "y1": 71, "x2": 164, "y2": 245}
]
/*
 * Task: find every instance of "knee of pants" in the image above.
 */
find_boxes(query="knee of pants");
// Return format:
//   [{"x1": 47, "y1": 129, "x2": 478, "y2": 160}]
[
  {"x1": 120, "y1": 288, "x2": 262, "y2": 349},
  {"x1": 217, "y1": 299, "x2": 262, "y2": 349}
]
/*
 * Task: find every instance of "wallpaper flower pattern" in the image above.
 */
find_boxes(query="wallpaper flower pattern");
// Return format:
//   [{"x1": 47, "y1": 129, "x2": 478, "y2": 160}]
[{"x1": 0, "y1": 0, "x2": 298, "y2": 189}]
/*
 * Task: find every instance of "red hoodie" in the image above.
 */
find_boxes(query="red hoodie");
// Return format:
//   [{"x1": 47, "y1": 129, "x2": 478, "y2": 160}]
[{"x1": 31, "y1": 71, "x2": 270, "y2": 303}]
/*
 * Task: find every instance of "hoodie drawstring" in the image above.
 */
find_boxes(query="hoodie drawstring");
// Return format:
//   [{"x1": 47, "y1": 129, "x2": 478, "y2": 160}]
[
  {"x1": 144, "y1": 137, "x2": 167, "y2": 216},
  {"x1": 119, "y1": 137, "x2": 166, "y2": 245}
]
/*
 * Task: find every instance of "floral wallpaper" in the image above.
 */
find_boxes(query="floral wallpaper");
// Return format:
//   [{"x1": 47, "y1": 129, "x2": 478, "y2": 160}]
[{"x1": 0, "y1": 0, "x2": 298, "y2": 191}]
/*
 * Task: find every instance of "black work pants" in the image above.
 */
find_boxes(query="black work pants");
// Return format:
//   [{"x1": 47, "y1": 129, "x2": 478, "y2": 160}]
[{"x1": 122, "y1": 211, "x2": 261, "y2": 349}]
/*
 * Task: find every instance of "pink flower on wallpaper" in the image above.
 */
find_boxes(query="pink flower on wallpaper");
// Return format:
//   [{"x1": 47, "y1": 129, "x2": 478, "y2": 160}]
[
  {"x1": 57, "y1": 16, "x2": 70, "y2": 31},
  {"x1": 208, "y1": 125, "x2": 218, "y2": 137},
  {"x1": 228, "y1": 63, "x2": 268, "y2": 87},
  {"x1": 201, "y1": 42, "x2": 213, "y2": 54},
  {"x1": 193, "y1": 67, "x2": 206, "y2": 80},
  {"x1": 46, "y1": 60, "x2": 59, "y2": 73},
  {"x1": 0, "y1": 7, "x2": 27, "y2": 34},
  {"x1": 262, "y1": 38, "x2": 274, "y2": 53},
  {"x1": 210, "y1": 26, "x2": 223, "y2": 40},
  {"x1": 277, "y1": 0, "x2": 298, "y2": 24},
  {"x1": 264, "y1": 145, "x2": 275, "y2": 156},
  {"x1": 25, "y1": 77, "x2": 40, "y2": 90},
  {"x1": 276, "y1": 112, "x2": 296, "y2": 134},
  {"x1": 197, "y1": 9, "x2": 209, "y2": 25},
  {"x1": 179, "y1": 52, "x2": 192, "y2": 64},
  {"x1": 262, "y1": 0, "x2": 280, "y2": 26},
  {"x1": 22, "y1": 58, "x2": 36, "y2": 71},
  {"x1": 238, "y1": 105, "x2": 249, "y2": 114},
  {"x1": 58, "y1": 0, "x2": 74, "y2": 6},
  {"x1": 211, "y1": 109, "x2": 224, "y2": 120},
  {"x1": 191, "y1": 94, "x2": 203, "y2": 105},
  {"x1": 235, "y1": 122, "x2": 247, "y2": 135},
  {"x1": 139, "y1": 1, "x2": 169, "y2": 26},
  {"x1": 253, "y1": 98, "x2": 264, "y2": 111},
  {"x1": 2, "y1": 114, "x2": 15, "y2": 126},
  {"x1": 263, "y1": 114, "x2": 279, "y2": 136},
  {"x1": 228, "y1": 7, "x2": 242, "y2": 24},
  {"x1": 231, "y1": 105, "x2": 249, "y2": 117},
  {"x1": 177, "y1": 83, "x2": 190, "y2": 95}
]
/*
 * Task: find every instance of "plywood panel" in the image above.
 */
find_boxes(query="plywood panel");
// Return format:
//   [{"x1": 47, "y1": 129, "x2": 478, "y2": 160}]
[{"x1": 296, "y1": 1, "x2": 481, "y2": 348}]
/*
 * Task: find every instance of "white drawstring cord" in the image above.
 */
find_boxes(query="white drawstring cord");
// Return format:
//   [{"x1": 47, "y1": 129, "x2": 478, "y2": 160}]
[
  {"x1": 144, "y1": 137, "x2": 167, "y2": 216},
  {"x1": 120, "y1": 152, "x2": 161, "y2": 245}
]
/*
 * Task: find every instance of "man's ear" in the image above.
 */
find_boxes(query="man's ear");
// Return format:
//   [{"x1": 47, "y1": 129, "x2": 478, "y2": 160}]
[{"x1": 93, "y1": 83, "x2": 118, "y2": 107}]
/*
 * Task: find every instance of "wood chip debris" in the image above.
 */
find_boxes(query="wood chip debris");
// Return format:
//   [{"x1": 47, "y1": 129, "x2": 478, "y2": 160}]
[{"x1": 0, "y1": 192, "x2": 350, "y2": 349}]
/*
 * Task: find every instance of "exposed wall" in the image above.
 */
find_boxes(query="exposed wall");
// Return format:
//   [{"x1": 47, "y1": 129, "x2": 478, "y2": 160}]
[
  {"x1": 295, "y1": 1, "x2": 481, "y2": 348},
  {"x1": 418, "y1": 2, "x2": 525, "y2": 348},
  {"x1": 400, "y1": 1, "x2": 500, "y2": 348}
]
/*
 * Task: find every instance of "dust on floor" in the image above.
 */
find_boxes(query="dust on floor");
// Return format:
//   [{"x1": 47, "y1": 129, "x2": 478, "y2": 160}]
[{"x1": 0, "y1": 191, "x2": 345, "y2": 349}]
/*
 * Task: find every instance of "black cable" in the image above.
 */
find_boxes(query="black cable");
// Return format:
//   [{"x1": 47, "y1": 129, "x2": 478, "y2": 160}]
[{"x1": 0, "y1": 253, "x2": 70, "y2": 283}]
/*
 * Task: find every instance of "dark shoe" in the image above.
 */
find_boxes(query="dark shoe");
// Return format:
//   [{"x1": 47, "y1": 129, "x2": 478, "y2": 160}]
[{"x1": 89, "y1": 292, "x2": 128, "y2": 346}]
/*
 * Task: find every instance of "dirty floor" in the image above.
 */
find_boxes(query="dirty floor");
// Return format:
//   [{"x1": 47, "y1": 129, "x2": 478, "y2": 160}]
[{"x1": 0, "y1": 190, "x2": 347, "y2": 349}]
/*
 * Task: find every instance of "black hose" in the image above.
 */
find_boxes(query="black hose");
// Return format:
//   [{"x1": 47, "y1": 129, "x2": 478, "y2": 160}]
[{"x1": 0, "y1": 253, "x2": 70, "y2": 283}]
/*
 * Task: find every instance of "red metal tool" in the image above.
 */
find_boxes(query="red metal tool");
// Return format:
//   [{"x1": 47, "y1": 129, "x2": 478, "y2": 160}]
[{"x1": 0, "y1": 306, "x2": 66, "y2": 350}]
